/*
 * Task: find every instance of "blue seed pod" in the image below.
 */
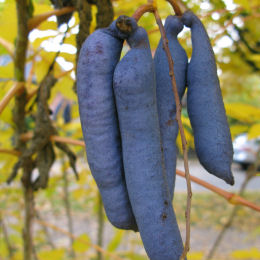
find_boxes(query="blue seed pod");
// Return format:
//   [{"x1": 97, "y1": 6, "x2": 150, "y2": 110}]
[
  {"x1": 113, "y1": 26, "x2": 184, "y2": 260},
  {"x1": 182, "y1": 11, "x2": 234, "y2": 185},
  {"x1": 154, "y1": 16, "x2": 188, "y2": 199},
  {"x1": 77, "y1": 17, "x2": 138, "y2": 230}
]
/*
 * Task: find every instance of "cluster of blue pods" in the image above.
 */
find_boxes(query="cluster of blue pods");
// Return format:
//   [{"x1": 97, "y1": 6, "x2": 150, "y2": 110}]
[{"x1": 77, "y1": 12, "x2": 234, "y2": 260}]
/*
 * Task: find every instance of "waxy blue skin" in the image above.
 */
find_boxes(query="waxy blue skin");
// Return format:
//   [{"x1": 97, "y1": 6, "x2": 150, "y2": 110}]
[
  {"x1": 113, "y1": 26, "x2": 184, "y2": 260},
  {"x1": 77, "y1": 18, "x2": 138, "y2": 230},
  {"x1": 154, "y1": 16, "x2": 188, "y2": 199},
  {"x1": 182, "y1": 11, "x2": 234, "y2": 185}
]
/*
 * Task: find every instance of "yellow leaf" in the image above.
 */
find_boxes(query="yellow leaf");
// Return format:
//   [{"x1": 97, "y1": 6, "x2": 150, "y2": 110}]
[
  {"x1": 248, "y1": 123, "x2": 260, "y2": 139},
  {"x1": 0, "y1": 61, "x2": 14, "y2": 78},
  {"x1": 233, "y1": 0, "x2": 250, "y2": 10},
  {"x1": 187, "y1": 251, "x2": 203, "y2": 260},
  {"x1": 35, "y1": 58, "x2": 50, "y2": 82},
  {"x1": 90, "y1": 5, "x2": 97, "y2": 34},
  {"x1": 249, "y1": 54, "x2": 260, "y2": 63},
  {"x1": 177, "y1": 128, "x2": 194, "y2": 154},
  {"x1": 225, "y1": 103, "x2": 260, "y2": 123},
  {"x1": 73, "y1": 234, "x2": 91, "y2": 253},
  {"x1": 34, "y1": 50, "x2": 61, "y2": 82},
  {"x1": 63, "y1": 121, "x2": 82, "y2": 132},
  {"x1": 51, "y1": 74, "x2": 76, "y2": 101},
  {"x1": 38, "y1": 249, "x2": 65, "y2": 260},
  {"x1": 64, "y1": 34, "x2": 76, "y2": 47},
  {"x1": 230, "y1": 124, "x2": 249, "y2": 139},
  {"x1": 38, "y1": 21, "x2": 58, "y2": 31},
  {"x1": 33, "y1": 3, "x2": 53, "y2": 16},
  {"x1": 0, "y1": 2, "x2": 17, "y2": 43},
  {"x1": 59, "y1": 51, "x2": 75, "y2": 62},
  {"x1": 71, "y1": 104, "x2": 80, "y2": 119},
  {"x1": 231, "y1": 248, "x2": 260, "y2": 259},
  {"x1": 0, "y1": 126, "x2": 14, "y2": 146},
  {"x1": 72, "y1": 188, "x2": 87, "y2": 200},
  {"x1": 10, "y1": 251, "x2": 23, "y2": 260},
  {"x1": 181, "y1": 115, "x2": 192, "y2": 129},
  {"x1": 0, "y1": 238, "x2": 8, "y2": 258},
  {"x1": 31, "y1": 34, "x2": 56, "y2": 50}
]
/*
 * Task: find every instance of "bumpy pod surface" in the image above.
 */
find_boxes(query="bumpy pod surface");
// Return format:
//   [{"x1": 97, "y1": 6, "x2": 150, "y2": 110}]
[
  {"x1": 77, "y1": 17, "x2": 138, "y2": 230},
  {"x1": 182, "y1": 11, "x2": 234, "y2": 185},
  {"x1": 154, "y1": 16, "x2": 188, "y2": 199},
  {"x1": 113, "y1": 26, "x2": 184, "y2": 260}
]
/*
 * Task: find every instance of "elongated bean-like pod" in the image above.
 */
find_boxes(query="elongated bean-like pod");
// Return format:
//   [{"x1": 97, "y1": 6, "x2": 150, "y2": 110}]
[
  {"x1": 77, "y1": 16, "x2": 138, "y2": 230},
  {"x1": 182, "y1": 11, "x2": 234, "y2": 185},
  {"x1": 154, "y1": 16, "x2": 188, "y2": 199},
  {"x1": 113, "y1": 26, "x2": 184, "y2": 260}
]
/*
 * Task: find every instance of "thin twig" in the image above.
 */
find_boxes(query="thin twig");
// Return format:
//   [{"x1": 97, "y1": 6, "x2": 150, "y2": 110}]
[
  {"x1": 55, "y1": 68, "x2": 74, "y2": 79},
  {"x1": 132, "y1": 3, "x2": 155, "y2": 21},
  {"x1": 166, "y1": 0, "x2": 182, "y2": 16},
  {"x1": 0, "y1": 82, "x2": 25, "y2": 115},
  {"x1": 27, "y1": 7, "x2": 75, "y2": 31},
  {"x1": 152, "y1": 8, "x2": 192, "y2": 260},
  {"x1": 34, "y1": 219, "x2": 124, "y2": 260},
  {"x1": 0, "y1": 148, "x2": 21, "y2": 156},
  {"x1": 27, "y1": 58, "x2": 36, "y2": 89},
  {"x1": 174, "y1": 0, "x2": 188, "y2": 13},
  {"x1": 20, "y1": 132, "x2": 86, "y2": 147},
  {"x1": 97, "y1": 192, "x2": 105, "y2": 260},
  {"x1": 176, "y1": 169, "x2": 260, "y2": 212},
  {"x1": 0, "y1": 37, "x2": 14, "y2": 59},
  {"x1": 0, "y1": 217, "x2": 15, "y2": 258},
  {"x1": 50, "y1": 135, "x2": 85, "y2": 147},
  {"x1": 62, "y1": 159, "x2": 75, "y2": 257},
  {"x1": 34, "y1": 211, "x2": 56, "y2": 249}
]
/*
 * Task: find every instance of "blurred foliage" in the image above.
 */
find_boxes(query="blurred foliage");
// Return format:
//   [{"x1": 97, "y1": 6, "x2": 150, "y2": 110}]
[{"x1": 0, "y1": 0, "x2": 259, "y2": 259}]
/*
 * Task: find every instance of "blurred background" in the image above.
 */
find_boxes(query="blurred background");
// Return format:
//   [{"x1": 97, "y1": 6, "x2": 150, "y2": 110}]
[{"x1": 0, "y1": 0, "x2": 259, "y2": 259}]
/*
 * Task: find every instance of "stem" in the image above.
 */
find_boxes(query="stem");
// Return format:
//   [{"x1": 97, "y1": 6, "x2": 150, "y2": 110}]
[
  {"x1": 0, "y1": 82, "x2": 25, "y2": 115},
  {"x1": 62, "y1": 162, "x2": 75, "y2": 257},
  {"x1": 132, "y1": 3, "x2": 155, "y2": 21},
  {"x1": 22, "y1": 178, "x2": 34, "y2": 260},
  {"x1": 56, "y1": 68, "x2": 74, "y2": 79},
  {"x1": 152, "y1": 9, "x2": 192, "y2": 260},
  {"x1": 0, "y1": 217, "x2": 15, "y2": 258},
  {"x1": 20, "y1": 132, "x2": 85, "y2": 147},
  {"x1": 0, "y1": 37, "x2": 14, "y2": 58},
  {"x1": 176, "y1": 169, "x2": 260, "y2": 212},
  {"x1": 0, "y1": 148, "x2": 21, "y2": 156},
  {"x1": 32, "y1": 243, "x2": 39, "y2": 260},
  {"x1": 95, "y1": 0, "x2": 114, "y2": 29},
  {"x1": 14, "y1": 1, "x2": 34, "y2": 260},
  {"x1": 34, "y1": 211, "x2": 56, "y2": 249},
  {"x1": 166, "y1": 0, "x2": 182, "y2": 16},
  {"x1": 27, "y1": 7, "x2": 75, "y2": 31},
  {"x1": 96, "y1": 193, "x2": 105, "y2": 260},
  {"x1": 76, "y1": 0, "x2": 92, "y2": 63}
]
